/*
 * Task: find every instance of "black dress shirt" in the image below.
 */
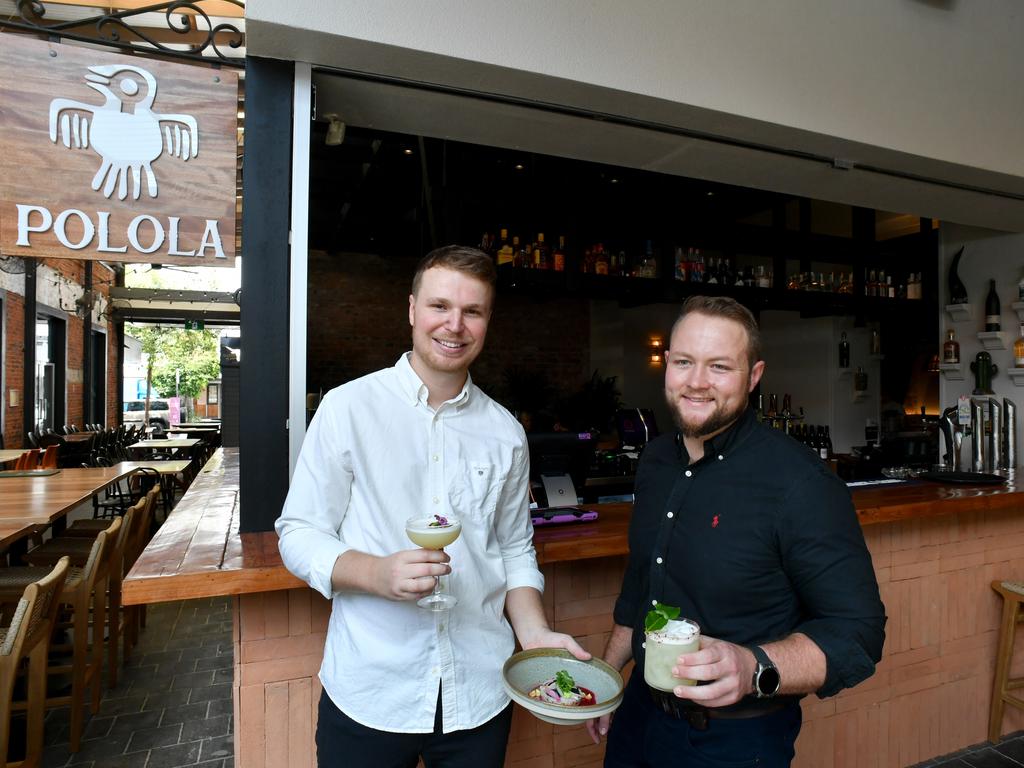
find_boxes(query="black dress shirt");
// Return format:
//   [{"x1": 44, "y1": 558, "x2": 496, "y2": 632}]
[{"x1": 613, "y1": 407, "x2": 886, "y2": 699}]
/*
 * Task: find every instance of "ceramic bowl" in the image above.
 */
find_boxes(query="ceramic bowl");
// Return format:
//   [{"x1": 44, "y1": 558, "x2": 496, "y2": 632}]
[{"x1": 501, "y1": 648, "x2": 624, "y2": 726}]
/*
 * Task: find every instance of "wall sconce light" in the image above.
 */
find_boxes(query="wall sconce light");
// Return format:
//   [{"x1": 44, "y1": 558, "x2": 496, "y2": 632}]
[
  {"x1": 324, "y1": 113, "x2": 345, "y2": 146},
  {"x1": 648, "y1": 336, "x2": 664, "y2": 365}
]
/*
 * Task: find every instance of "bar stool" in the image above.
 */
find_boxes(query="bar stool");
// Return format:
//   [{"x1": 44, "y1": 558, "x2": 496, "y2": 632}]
[{"x1": 989, "y1": 580, "x2": 1024, "y2": 741}]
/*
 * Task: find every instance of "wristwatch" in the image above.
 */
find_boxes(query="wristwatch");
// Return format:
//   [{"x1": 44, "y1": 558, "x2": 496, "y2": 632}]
[{"x1": 749, "y1": 645, "x2": 781, "y2": 699}]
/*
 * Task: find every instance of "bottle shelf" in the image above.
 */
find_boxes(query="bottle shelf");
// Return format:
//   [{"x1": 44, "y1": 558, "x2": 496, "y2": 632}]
[
  {"x1": 1012, "y1": 302, "x2": 1024, "y2": 322},
  {"x1": 945, "y1": 303, "x2": 973, "y2": 322},
  {"x1": 1008, "y1": 368, "x2": 1024, "y2": 386},
  {"x1": 939, "y1": 362, "x2": 965, "y2": 381},
  {"x1": 977, "y1": 331, "x2": 1007, "y2": 351}
]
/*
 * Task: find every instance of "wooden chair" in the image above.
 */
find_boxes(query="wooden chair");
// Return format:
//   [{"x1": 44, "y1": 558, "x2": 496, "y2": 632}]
[
  {"x1": 0, "y1": 519, "x2": 121, "y2": 752},
  {"x1": 0, "y1": 558, "x2": 69, "y2": 768},
  {"x1": 990, "y1": 581, "x2": 1024, "y2": 741},
  {"x1": 13, "y1": 451, "x2": 39, "y2": 471},
  {"x1": 38, "y1": 445, "x2": 59, "y2": 470},
  {"x1": 25, "y1": 500, "x2": 141, "y2": 691}
]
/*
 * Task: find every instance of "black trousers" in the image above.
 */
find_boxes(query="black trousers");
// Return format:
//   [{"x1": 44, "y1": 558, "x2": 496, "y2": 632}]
[
  {"x1": 604, "y1": 674, "x2": 802, "y2": 768},
  {"x1": 315, "y1": 687, "x2": 513, "y2": 768}
]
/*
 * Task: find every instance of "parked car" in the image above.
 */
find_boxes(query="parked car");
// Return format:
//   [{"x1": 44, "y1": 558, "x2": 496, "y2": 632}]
[{"x1": 123, "y1": 399, "x2": 172, "y2": 429}]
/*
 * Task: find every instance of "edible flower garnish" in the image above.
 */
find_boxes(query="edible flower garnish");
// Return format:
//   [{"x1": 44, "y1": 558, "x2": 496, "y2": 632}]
[
  {"x1": 428, "y1": 514, "x2": 450, "y2": 528},
  {"x1": 644, "y1": 601, "x2": 680, "y2": 632}
]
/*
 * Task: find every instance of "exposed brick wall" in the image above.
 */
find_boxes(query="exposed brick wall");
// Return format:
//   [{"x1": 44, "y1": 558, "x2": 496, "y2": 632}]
[
  {"x1": 2, "y1": 258, "x2": 119, "y2": 449},
  {"x1": 306, "y1": 250, "x2": 591, "y2": 413},
  {"x1": 3, "y1": 292, "x2": 25, "y2": 449}
]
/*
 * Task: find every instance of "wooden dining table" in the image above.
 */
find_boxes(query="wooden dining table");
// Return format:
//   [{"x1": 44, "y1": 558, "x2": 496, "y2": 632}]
[
  {"x1": 0, "y1": 465, "x2": 137, "y2": 526},
  {"x1": 128, "y1": 438, "x2": 201, "y2": 453},
  {"x1": 0, "y1": 449, "x2": 26, "y2": 465}
]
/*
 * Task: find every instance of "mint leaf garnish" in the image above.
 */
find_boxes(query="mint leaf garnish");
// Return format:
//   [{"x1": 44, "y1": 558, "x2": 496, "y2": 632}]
[
  {"x1": 555, "y1": 670, "x2": 575, "y2": 695},
  {"x1": 644, "y1": 602, "x2": 681, "y2": 632}
]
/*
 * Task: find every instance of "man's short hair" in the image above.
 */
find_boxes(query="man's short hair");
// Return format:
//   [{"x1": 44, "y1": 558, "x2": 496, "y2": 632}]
[
  {"x1": 672, "y1": 295, "x2": 762, "y2": 369},
  {"x1": 411, "y1": 245, "x2": 497, "y2": 296}
]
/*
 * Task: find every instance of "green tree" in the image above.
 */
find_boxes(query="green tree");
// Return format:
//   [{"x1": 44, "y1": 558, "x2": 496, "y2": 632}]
[{"x1": 129, "y1": 325, "x2": 221, "y2": 402}]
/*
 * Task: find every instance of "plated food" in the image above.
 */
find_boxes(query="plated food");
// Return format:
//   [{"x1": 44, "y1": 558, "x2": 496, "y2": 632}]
[
  {"x1": 528, "y1": 670, "x2": 597, "y2": 707},
  {"x1": 502, "y1": 648, "x2": 623, "y2": 726}
]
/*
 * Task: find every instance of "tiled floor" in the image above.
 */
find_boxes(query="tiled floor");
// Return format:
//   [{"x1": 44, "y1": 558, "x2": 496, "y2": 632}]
[
  {"x1": 29, "y1": 595, "x2": 235, "y2": 768},
  {"x1": 909, "y1": 732, "x2": 1024, "y2": 768}
]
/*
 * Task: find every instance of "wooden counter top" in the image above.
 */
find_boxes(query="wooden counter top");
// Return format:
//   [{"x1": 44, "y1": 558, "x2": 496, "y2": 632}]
[
  {"x1": 122, "y1": 451, "x2": 1024, "y2": 605},
  {"x1": 122, "y1": 448, "x2": 304, "y2": 605}
]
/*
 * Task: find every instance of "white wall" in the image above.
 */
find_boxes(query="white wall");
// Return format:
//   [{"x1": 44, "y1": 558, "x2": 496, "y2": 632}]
[
  {"x1": 938, "y1": 224, "x2": 1024, "y2": 465},
  {"x1": 250, "y1": 0, "x2": 1024, "y2": 192},
  {"x1": 759, "y1": 312, "x2": 881, "y2": 454}
]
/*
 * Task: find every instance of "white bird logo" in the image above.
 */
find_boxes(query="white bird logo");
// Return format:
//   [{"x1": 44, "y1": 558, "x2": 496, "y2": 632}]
[{"x1": 49, "y1": 64, "x2": 199, "y2": 201}]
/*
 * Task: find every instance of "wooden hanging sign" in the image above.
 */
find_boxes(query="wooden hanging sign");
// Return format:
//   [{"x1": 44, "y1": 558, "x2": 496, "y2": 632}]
[{"x1": 0, "y1": 34, "x2": 238, "y2": 265}]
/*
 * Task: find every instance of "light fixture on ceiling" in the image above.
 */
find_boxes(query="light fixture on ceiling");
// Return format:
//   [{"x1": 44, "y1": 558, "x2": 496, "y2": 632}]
[
  {"x1": 403, "y1": 148, "x2": 414, "y2": 155},
  {"x1": 514, "y1": 163, "x2": 524, "y2": 171},
  {"x1": 324, "y1": 113, "x2": 345, "y2": 146}
]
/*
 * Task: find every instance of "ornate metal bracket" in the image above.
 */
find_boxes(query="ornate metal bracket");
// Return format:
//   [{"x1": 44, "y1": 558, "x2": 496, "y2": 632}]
[{"x1": 0, "y1": 1, "x2": 245, "y2": 68}]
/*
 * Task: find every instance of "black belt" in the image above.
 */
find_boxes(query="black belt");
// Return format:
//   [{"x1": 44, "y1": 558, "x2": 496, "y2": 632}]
[{"x1": 647, "y1": 685, "x2": 793, "y2": 731}]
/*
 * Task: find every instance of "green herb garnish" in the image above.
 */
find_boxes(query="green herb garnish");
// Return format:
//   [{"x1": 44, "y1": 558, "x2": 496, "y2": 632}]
[
  {"x1": 555, "y1": 670, "x2": 575, "y2": 696},
  {"x1": 644, "y1": 602, "x2": 681, "y2": 632}
]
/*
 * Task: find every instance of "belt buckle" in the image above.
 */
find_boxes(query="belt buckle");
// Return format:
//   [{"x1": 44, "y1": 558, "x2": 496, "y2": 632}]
[{"x1": 649, "y1": 686, "x2": 709, "y2": 730}]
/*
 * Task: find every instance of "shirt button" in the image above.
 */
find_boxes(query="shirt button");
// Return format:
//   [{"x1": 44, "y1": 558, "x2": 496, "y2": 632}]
[
  {"x1": 656, "y1": 557, "x2": 663, "y2": 564},
  {"x1": 438, "y1": 624, "x2": 445, "y2": 632},
  {"x1": 641, "y1": 641, "x2": 646, "y2": 650},
  {"x1": 433, "y1": 497, "x2": 440, "y2": 504},
  {"x1": 667, "y1": 511, "x2": 674, "y2": 519},
  {"x1": 685, "y1": 470, "x2": 692, "y2": 477},
  {"x1": 433, "y1": 455, "x2": 439, "y2": 462},
  {"x1": 718, "y1": 454, "x2": 724, "y2": 461},
  {"x1": 652, "y1": 599, "x2": 658, "y2": 606},
  {"x1": 431, "y1": 667, "x2": 439, "y2": 675}
]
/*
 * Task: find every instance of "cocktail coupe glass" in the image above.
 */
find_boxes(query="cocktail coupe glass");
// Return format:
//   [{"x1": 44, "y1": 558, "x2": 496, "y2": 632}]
[{"x1": 405, "y1": 514, "x2": 463, "y2": 611}]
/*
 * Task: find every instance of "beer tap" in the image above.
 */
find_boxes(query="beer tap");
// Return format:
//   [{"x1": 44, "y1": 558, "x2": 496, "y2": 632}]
[
  {"x1": 939, "y1": 406, "x2": 962, "y2": 471},
  {"x1": 971, "y1": 398, "x2": 986, "y2": 472},
  {"x1": 1004, "y1": 398, "x2": 1017, "y2": 470},
  {"x1": 988, "y1": 398, "x2": 1002, "y2": 472}
]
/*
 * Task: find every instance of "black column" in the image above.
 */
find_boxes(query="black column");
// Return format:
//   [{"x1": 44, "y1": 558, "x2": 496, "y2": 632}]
[
  {"x1": 81, "y1": 260, "x2": 93, "y2": 427},
  {"x1": 239, "y1": 57, "x2": 293, "y2": 532},
  {"x1": 22, "y1": 259, "x2": 37, "y2": 440},
  {"x1": 115, "y1": 265, "x2": 125, "y2": 429}
]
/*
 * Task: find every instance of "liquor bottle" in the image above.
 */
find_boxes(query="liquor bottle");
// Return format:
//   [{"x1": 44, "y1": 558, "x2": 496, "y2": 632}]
[
  {"x1": 496, "y1": 229, "x2": 514, "y2": 266},
  {"x1": 1015, "y1": 324, "x2": 1024, "y2": 368},
  {"x1": 943, "y1": 329, "x2": 960, "y2": 364},
  {"x1": 532, "y1": 233, "x2": 549, "y2": 270},
  {"x1": 838, "y1": 331, "x2": 850, "y2": 368},
  {"x1": 674, "y1": 247, "x2": 687, "y2": 281},
  {"x1": 756, "y1": 393, "x2": 765, "y2": 423},
  {"x1": 594, "y1": 244, "x2": 609, "y2": 275},
  {"x1": 1018, "y1": 269, "x2": 1024, "y2": 301},
  {"x1": 817, "y1": 426, "x2": 829, "y2": 460},
  {"x1": 552, "y1": 235, "x2": 566, "y2": 272},
  {"x1": 706, "y1": 256, "x2": 719, "y2": 284},
  {"x1": 823, "y1": 426, "x2": 834, "y2": 459},
  {"x1": 985, "y1": 279, "x2": 1001, "y2": 332}
]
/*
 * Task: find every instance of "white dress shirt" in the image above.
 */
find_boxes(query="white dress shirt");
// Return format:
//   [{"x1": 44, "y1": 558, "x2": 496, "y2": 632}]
[{"x1": 276, "y1": 353, "x2": 544, "y2": 734}]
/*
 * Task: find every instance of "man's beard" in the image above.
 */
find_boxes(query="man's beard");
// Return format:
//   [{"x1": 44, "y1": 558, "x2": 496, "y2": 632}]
[{"x1": 668, "y1": 392, "x2": 747, "y2": 439}]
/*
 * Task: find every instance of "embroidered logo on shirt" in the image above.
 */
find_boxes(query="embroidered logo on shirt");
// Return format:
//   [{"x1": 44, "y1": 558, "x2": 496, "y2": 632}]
[{"x1": 712, "y1": 514, "x2": 720, "y2": 528}]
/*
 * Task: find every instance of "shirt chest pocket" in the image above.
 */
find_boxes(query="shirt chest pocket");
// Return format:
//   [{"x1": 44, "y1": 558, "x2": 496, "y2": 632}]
[{"x1": 447, "y1": 461, "x2": 502, "y2": 521}]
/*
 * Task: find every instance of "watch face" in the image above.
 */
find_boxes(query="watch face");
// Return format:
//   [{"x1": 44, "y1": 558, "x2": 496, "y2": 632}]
[{"x1": 757, "y1": 666, "x2": 781, "y2": 697}]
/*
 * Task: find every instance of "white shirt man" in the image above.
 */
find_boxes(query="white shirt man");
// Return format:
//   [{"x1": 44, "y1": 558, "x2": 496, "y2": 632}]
[{"x1": 276, "y1": 246, "x2": 587, "y2": 768}]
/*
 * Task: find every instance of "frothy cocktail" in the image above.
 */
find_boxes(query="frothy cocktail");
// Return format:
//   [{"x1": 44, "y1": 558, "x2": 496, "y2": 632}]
[{"x1": 644, "y1": 619, "x2": 701, "y2": 691}]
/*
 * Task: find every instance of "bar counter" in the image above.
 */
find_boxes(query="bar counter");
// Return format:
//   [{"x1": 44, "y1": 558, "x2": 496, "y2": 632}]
[{"x1": 124, "y1": 454, "x2": 1024, "y2": 768}]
